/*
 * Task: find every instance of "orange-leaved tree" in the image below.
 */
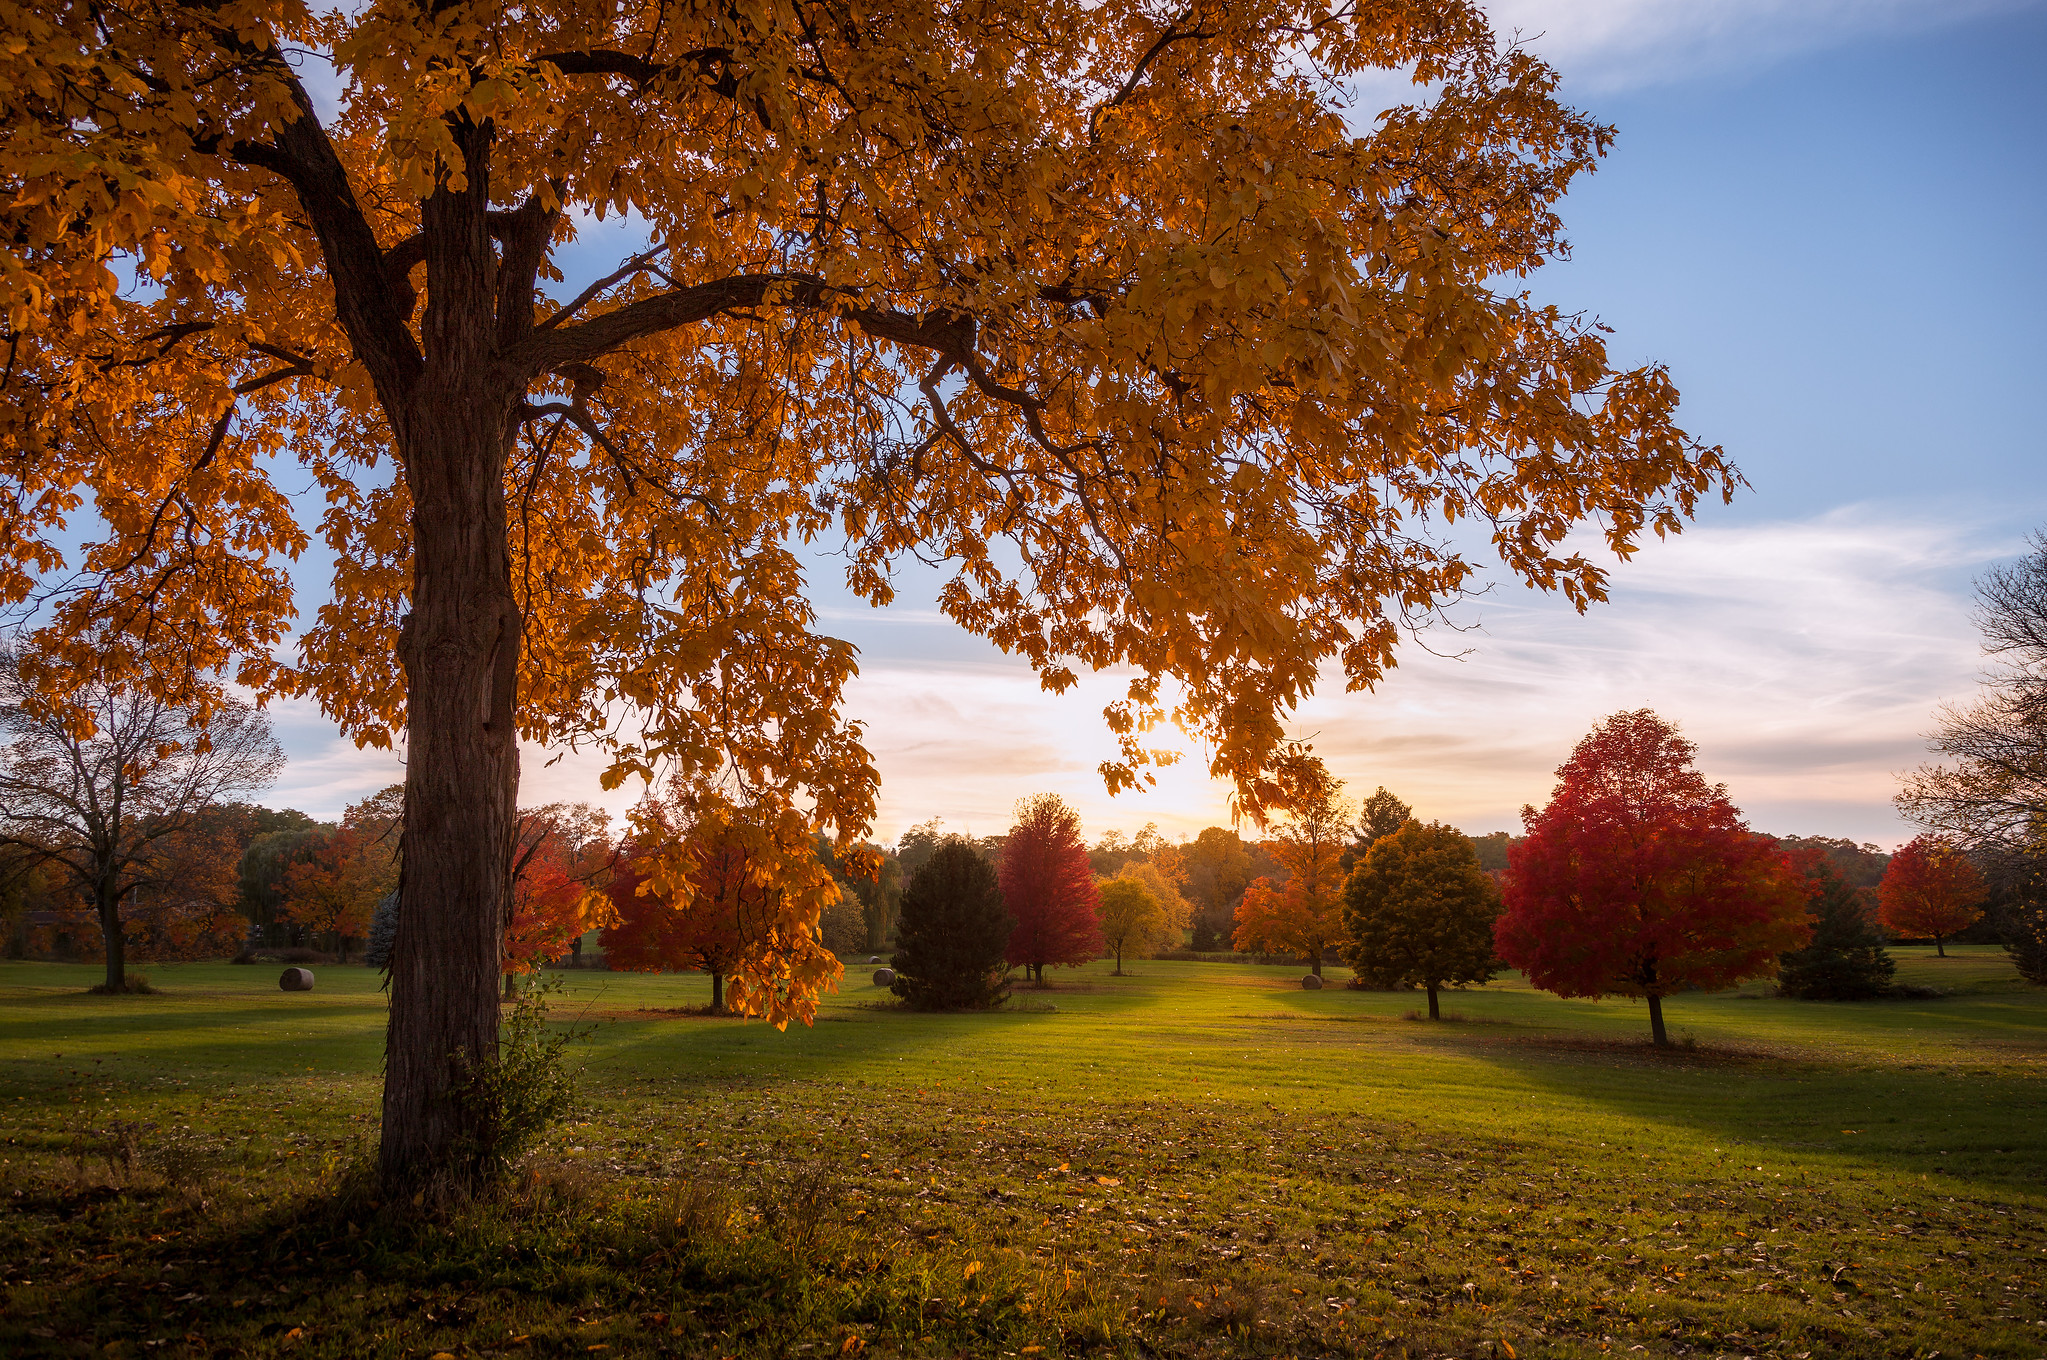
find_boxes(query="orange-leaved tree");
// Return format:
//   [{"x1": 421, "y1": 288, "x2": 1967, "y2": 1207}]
[
  {"x1": 1232, "y1": 765, "x2": 1350, "y2": 976},
  {"x1": 1876, "y1": 835, "x2": 1987, "y2": 958},
  {"x1": 277, "y1": 786, "x2": 403, "y2": 956},
  {"x1": 604, "y1": 799, "x2": 849, "y2": 1015},
  {"x1": 1, "y1": 0, "x2": 1736, "y2": 1186},
  {"x1": 1496, "y1": 711, "x2": 1810, "y2": 1045}
]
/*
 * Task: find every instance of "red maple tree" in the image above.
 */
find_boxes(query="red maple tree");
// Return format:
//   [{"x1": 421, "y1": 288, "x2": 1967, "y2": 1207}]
[
  {"x1": 505, "y1": 803, "x2": 614, "y2": 980},
  {"x1": 603, "y1": 841, "x2": 747, "y2": 1013},
  {"x1": 1001, "y1": 794, "x2": 1103, "y2": 984},
  {"x1": 1877, "y1": 835, "x2": 1987, "y2": 957},
  {"x1": 1495, "y1": 710, "x2": 1810, "y2": 1045}
]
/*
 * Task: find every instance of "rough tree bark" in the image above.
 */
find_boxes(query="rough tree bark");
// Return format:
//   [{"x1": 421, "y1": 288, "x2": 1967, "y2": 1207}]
[{"x1": 377, "y1": 127, "x2": 525, "y2": 1191}]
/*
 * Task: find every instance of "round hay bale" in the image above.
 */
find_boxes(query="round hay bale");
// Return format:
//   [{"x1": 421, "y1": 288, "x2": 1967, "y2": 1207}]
[
  {"x1": 1300, "y1": 973, "x2": 1323, "y2": 990},
  {"x1": 279, "y1": 967, "x2": 316, "y2": 992},
  {"x1": 872, "y1": 967, "x2": 896, "y2": 988},
  {"x1": 868, "y1": 955, "x2": 881, "y2": 964}
]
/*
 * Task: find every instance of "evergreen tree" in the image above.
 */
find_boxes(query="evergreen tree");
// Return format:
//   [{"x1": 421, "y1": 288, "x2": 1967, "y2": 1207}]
[
  {"x1": 364, "y1": 891, "x2": 400, "y2": 971},
  {"x1": 1340, "y1": 786, "x2": 1413, "y2": 875},
  {"x1": 892, "y1": 840, "x2": 1012, "y2": 1010},
  {"x1": 1342, "y1": 820, "x2": 1499, "y2": 1019},
  {"x1": 1778, "y1": 856, "x2": 1896, "y2": 999}
]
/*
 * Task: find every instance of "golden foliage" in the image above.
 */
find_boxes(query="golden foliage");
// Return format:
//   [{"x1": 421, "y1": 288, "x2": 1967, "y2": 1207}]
[{"x1": 0, "y1": 0, "x2": 1735, "y2": 1014}]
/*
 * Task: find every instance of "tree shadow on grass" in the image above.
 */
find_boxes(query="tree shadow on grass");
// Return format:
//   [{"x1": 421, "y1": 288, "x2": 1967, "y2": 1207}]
[{"x1": 1406, "y1": 1024, "x2": 2047, "y2": 1196}]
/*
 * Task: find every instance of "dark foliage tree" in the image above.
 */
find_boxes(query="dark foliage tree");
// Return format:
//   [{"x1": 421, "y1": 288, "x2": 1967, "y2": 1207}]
[
  {"x1": 1996, "y1": 850, "x2": 2047, "y2": 985},
  {"x1": 1341, "y1": 786, "x2": 1413, "y2": 875},
  {"x1": 1777, "y1": 853, "x2": 1896, "y2": 1000},
  {"x1": 1465, "y1": 831, "x2": 1514, "y2": 873},
  {"x1": 1342, "y1": 819, "x2": 1499, "y2": 1018},
  {"x1": 365, "y1": 891, "x2": 401, "y2": 972},
  {"x1": 891, "y1": 840, "x2": 1012, "y2": 1010}
]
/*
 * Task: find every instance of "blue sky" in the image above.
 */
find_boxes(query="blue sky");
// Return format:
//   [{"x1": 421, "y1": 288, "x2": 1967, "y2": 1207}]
[{"x1": 265, "y1": 0, "x2": 2047, "y2": 847}]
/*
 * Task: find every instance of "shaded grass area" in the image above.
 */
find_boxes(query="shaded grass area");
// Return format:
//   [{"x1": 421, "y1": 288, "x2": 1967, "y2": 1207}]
[{"x1": 0, "y1": 950, "x2": 2043, "y2": 1357}]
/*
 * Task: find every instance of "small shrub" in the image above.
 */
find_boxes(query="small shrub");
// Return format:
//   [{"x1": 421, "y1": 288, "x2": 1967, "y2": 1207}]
[
  {"x1": 274, "y1": 946, "x2": 329, "y2": 964},
  {"x1": 229, "y1": 950, "x2": 258, "y2": 965},
  {"x1": 459, "y1": 974, "x2": 586, "y2": 1183}
]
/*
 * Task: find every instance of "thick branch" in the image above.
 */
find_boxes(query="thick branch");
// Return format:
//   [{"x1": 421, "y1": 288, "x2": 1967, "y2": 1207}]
[
  {"x1": 229, "y1": 87, "x2": 423, "y2": 403},
  {"x1": 514, "y1": 272, "x2": 974, "y2": 373}
]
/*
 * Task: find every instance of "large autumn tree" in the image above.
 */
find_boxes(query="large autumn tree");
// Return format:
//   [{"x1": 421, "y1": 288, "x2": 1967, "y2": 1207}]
[
  {"x1": 1496, "y1": 711, "x2": 1810, "y2": 1046},
  {"x1": 604, "y1": 800, "x2": 844, "y2": 1014},
  {"x1": 1876, "y1": 835, "x2": 1987, "y2": 958},
  {"x1": 1002, "y1": 793, "x2": 1102, "y2": 984},
  {"x1": 1, "y1": 1, "x2": 1735, "y2": 1186},
  {"x1": 1233, "y1": 765, "x2": 1350, "y2": 976}
]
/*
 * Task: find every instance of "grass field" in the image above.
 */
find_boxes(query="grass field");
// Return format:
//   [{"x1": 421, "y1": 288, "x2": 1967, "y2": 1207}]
[{"x1": 2, "y1": 947, "x2": 2043, "y2": 1359}]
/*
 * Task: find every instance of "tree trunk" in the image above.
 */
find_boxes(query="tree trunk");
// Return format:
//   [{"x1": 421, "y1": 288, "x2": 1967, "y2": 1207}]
[
  {"x1": 378, "y1": 168, "x2": 524, "y2": 1188},
  {"x1": 710, "y1": 970, "x2": 725, "y2": 1013},
  {"x1": 1310, "y1": 947, "x2": 1322, "y2": 978},
  {"x1": 1427, "y1": 982, "x2": 1440, "y2": 1020},
  {"x1": 1113, "y1": 945, "x2": 1123, "y2": 976},
  {"x1": 1934, "y1": 935, "x2": 1946, "y2": 958},
  {"x1": 1647, "y1": 992, "x2": 1669, "y2": 1047},
  {"x1": 97, "y1": 876, "x2": 125, "y2": 991}
]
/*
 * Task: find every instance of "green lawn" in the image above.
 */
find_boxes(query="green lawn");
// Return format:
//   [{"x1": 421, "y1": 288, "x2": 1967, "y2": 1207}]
[{"x1": 1, "y1": 948, "x2": 2042, "y2": 1358}]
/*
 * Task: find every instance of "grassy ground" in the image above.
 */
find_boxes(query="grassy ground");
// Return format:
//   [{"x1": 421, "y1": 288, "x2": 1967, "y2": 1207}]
[{"x1": 1, "y1": 947, "x2": 2042, "y2": 1359}]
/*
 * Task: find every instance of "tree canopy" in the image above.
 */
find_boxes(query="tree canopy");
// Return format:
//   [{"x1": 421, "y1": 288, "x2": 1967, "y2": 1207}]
[
  {"x1": 1, "y1": 0, "x2": 1734, "y2": 1185},
  {"x1": 891, "y1": 838, "x2": 1011, "y2": 1010},
  {"x1": 1876, "y1": 835, "x2": 1986, "y2": 958},
  {"x1": 1096, "y1": 876, "x2": 1167, "y2": 975},
  {"x1": 1495, "y1": 710, "x2": 1809, "y2": 1046},
  {"x1": 1001, "y1": 793, "x2": 1102, "y2": 981},
  {"x1": 1342, "y1": 818, "x2": 1499, "y2": 1018},
  {"x1": 1232, "y1": 766, "x2": 1349, "y2": 974}
]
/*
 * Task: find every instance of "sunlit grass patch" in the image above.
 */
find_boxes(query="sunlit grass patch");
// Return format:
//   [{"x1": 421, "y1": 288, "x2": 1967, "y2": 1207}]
[{"x1": 1, "y1": 951, "x2": 2042, "y2": 1356}]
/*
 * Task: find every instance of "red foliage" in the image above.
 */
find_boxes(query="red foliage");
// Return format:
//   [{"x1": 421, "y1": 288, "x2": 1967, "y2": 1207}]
[
  {"x1": 1877, "y1": 835, "x2": 1986, "y2": 953},
  {"x1": 505, "y1": 804, "x2": 613, "y2": 973},
  {"x1": 1000, "y1": 794, "x2": 1103, "y2": 978},
  {"x1": 1495, "y1": 710, "x2": 1810, "y2": 1043}
]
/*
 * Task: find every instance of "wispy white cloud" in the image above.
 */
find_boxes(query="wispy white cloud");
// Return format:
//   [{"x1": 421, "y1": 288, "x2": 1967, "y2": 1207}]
[
  {"x1": 843, "y1": 508, "x2": 2009, "y2": 848},
  {"x1": 256, "y1": 510, "x2": 2011, "y2": 851},
  {"x1": 1477, "y1": 0, "x2": 2034, "y2": 91}
]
